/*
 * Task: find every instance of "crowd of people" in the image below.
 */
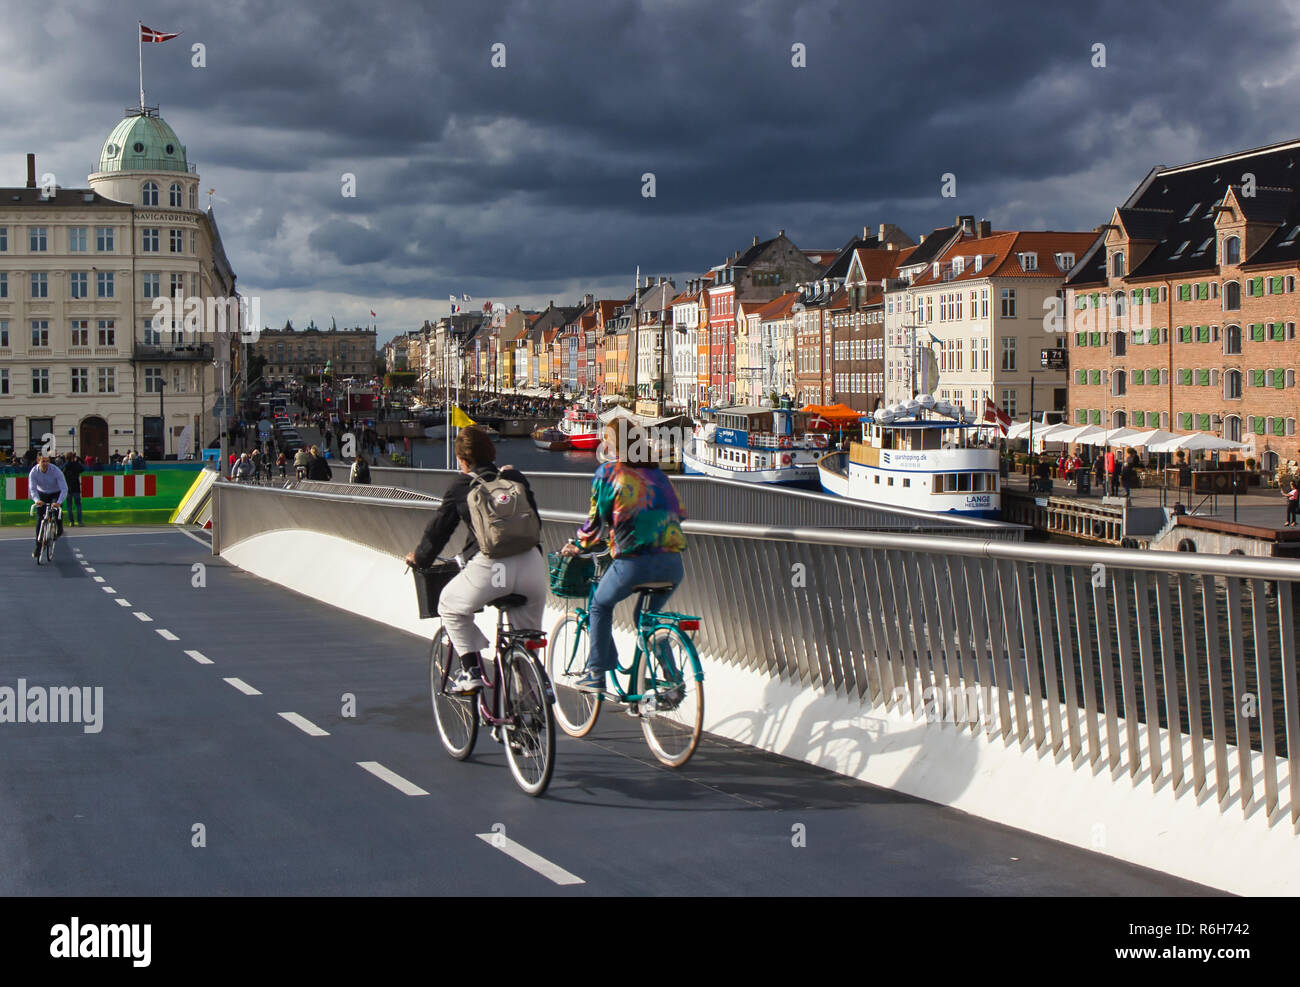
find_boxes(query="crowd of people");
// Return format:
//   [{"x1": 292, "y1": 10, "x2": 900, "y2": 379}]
[{"x1": 1039, "y1": 448, "x2": 1143, "y2": 497}]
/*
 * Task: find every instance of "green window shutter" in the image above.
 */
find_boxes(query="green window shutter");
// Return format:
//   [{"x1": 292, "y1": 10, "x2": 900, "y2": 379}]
[
  {"x1": 1275, "y1": 368, "x2": 1286, "y2": 390},
  {"x1": 1253, "y1": 277, "x2": 1264, "y2": 296},
  {"x1": 1075, "y1": 332, "x2": 1087, "y2": 346},
  {"x1": 1253, "y1": 369, "x2": 1266, "y2": 388},
  {"x1": 1178, "y1": 369, "x2": 1192, "y2": 386},
  {"x1": 1090, "y1": 332, "x2": 1101, "y2": 347},
  {"x1": 1132, "y1": 369, "x2": 1144, "y2": 386},
  {"x1": 1131, "y1": 289, "x2": 1140, "y2": 303},
  {"x1": 1252, "y1": 323, "x2": 1265, "y2": 342},
  {"x1": 1090, "y1": 293, "x2": 1100, "y2": 308},
  {"x1": 1090, "y1": 409, "x2": 1101, "y2": 425},
  {"x1": 1272, "y1": 277, "x2": 1284, "y2": 294},
  {"x1": 1254, "y1": 417, "x2": 1266, "y2": 435},
  {"x1": 1075, "y1": 369, "x2": 1087, "y2": 385},
  {"x1": 1176, "y1": 326, "x2": 1189, "y2": 343},
  {"x1": 1197, "y1": 283, "x2": 1208, "y2": 301},
  {"x1": 1132, "y1": 410, "x2": 1145, "y2": 427},
  {"x1": 1076, "y1": 409, "x2": 1087, "y2": 424},
  {"x1": 1089, "y1": 369, "x2": 1101, "y2": 385},
  {"x1": 1197, "y1": 325, "x2": 1209, "y2": 343},
  {"x1": 1197, "y1": 413, "x2": 1211, "y2": 430},
  {"x1": 1196, "y1": 369, "x2": 1207, "y2": 386},
  {"x1": 1274, "y1": 417, "x2": 1287, "y2": 436},
  {"x1": 1152, "y1": 328, "x2": 1164, "y2": 344},
  {"x1": 1272, "y1": 322, "x2": 1286, "y2": 341},
  {"x1": 1146, "y1": 287, "x2": 1156, "y2": 301}
]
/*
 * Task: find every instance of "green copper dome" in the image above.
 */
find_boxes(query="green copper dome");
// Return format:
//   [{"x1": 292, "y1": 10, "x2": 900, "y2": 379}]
[{"x1": 96, "y1": 110, "x2": 190, "y2": 173}]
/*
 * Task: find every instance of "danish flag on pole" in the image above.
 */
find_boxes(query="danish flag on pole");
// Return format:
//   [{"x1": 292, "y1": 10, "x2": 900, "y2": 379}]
[
  {"x1": 983, "y1": 397, "x2": 1011, "y2": 435},
  {"x1": 140, "y1": 24, "x2": 181, "y2": 42}
]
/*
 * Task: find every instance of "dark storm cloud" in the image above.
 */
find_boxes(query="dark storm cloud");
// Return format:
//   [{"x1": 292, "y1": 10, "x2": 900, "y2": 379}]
[{"x1": 5, "y1": 0, "x2": 1299, "y2": 325}]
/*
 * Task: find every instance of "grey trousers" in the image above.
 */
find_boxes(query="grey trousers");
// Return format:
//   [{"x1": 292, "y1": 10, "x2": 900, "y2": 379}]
[{"x1": 437, "y1": 549, "x2": 548, "y2": 657}]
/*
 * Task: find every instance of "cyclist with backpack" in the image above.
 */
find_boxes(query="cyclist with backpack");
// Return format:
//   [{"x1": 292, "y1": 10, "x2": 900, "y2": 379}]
[{"x1": 405, "y1": 427, "x2": 546, "y2": 694}]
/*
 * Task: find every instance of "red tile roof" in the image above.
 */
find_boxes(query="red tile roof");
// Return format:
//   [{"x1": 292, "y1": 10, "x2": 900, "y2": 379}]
[{"x1": 908, "y1": 230, "x2": 1098, "y2": 287}]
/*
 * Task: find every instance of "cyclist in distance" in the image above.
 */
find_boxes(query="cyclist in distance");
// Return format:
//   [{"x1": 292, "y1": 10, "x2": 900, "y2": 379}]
[
  {"x1": 560, "y1": 418, "x2": 687, "y2": 694},
  {"x1": 405, "y1": 427, "x2": 547, "y2": 694},
  {"x1": 28, "y1": 454, "x2": 68, "y2": 559}
]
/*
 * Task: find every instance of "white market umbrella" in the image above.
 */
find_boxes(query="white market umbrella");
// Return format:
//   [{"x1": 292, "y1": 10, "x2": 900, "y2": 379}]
[
  {"x1": 1046, "y1": 424, "x2": 1108, "y2": 445},
  {"x1": 1005, "y1": 420, "x2": 1037, "y2": 440},
  {"x1": 1112, "y1": 428, "x2": 1177, "y2": 448},
  {"x1": 1148, "y1": 432, "x2": 1249, "y2": 454},
  {"x1": 1030, "y1": 423, "x2": 1076, "y2": 451}
]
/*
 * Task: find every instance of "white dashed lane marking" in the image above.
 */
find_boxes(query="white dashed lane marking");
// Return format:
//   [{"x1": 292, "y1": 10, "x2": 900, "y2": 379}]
[
  {"x1": 101, "y1": 587, "x2": 116, "y2": 594},
  {"x1": 93, "y1": 576, "x2": 104, "y2": 583},
  {"x1": 83, "y1": 567, "x2": 95, "y2": 572},
  {"x1": 115, "y1": 599, "x2": 131, "y2": 607},
  {"x1": 475, "y1": 833, "x2": 585, "y2": 886},
  {"x1": 356, "y1": 761, "x2": 429, "y2": 796},
  {"x1": 156, "y1": 629, "x2": 179, "y2": 641},
  {"x1": 185, "y1": 650, "x2": 213, "y2": 665},
  {"x1": 278, "y1": 712, "x2": 329, "y2": 737},
  {"x1": 223, "y1": 677, "x2": 261, "y2": 696},
  {"x1": 133, "y1": 612, "x2": 152, "y2": 622}
]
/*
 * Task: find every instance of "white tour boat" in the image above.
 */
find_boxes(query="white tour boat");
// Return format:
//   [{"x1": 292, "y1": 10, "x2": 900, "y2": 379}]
[
  {"x1": 683, "y1": 405, "x2": 829, "y2": 487},
  {"x1": 817, "y1": 396, "x2": 1002, "y2": 518}
]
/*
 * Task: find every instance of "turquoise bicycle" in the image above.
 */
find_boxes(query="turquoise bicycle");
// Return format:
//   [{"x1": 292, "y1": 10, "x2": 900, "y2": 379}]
[{"x1": 545, "y1": 551, "x2": 705, "y2": 767}]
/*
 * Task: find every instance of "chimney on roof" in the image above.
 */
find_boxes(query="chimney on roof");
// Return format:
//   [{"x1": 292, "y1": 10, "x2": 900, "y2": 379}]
[
  {"x1": 26, "y1": 153, "x2": 36, "y2": 189},
  {"x1": 753, "y1": 235, "x2": 759, "y2": 246},
  {"x1": 977, "y1": 219, "x2": 991, "y2": 238},
  {"x1": 958, "y1": 215, "x2": 975, "y2": 234},
  {"x1": 778, "y1": 229, "x2": 785, "y2": 237},
  {"x1": 919, "y1": 234, "x2": 927, "y2": 244},
  {"x1": 583, "y1": 293, "x2": 593, "y2": 306}
]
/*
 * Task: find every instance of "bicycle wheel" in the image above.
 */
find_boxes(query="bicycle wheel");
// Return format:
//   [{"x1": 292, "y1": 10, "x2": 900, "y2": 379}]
[
  {"x1": 636, "y1": 626, "x2": 704, "y2": 768},
  {"x1": 546, "y1": 613, "x2": 600, "y2": 737},
  {"x1": 502, "y1": 648, "x2": 555, "y2": 797},
  {"x1": 430, "y1": 629, "x2": 478, "y2": 760},
  {"x1": 44, "y1": 531, "x2": 54, "y2": 563}
]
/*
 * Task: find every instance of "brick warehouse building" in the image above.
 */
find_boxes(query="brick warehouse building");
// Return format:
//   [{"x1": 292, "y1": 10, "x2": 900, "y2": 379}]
[{"x1": 1065, "y1": 139, "x2": 1300, "y2": 470}]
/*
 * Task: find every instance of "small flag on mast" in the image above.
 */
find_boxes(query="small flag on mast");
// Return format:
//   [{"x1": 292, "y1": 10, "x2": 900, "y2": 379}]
[
  {"x1": 140, "y1": 24, "x2": 181, "y2": 42},
  {"x1": 983, "y1": 397, "x2": 1011, "y2": 436}
]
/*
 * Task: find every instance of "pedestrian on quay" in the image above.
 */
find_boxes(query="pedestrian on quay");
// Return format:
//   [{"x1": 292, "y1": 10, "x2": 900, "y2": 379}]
[
  {"x1": 1284, "y1": 480, "x2": 1299, "y2": 527},
  {"x1": 307, "y1": 445, "x2": 332, "y2": 481},
  {"x1": 277, "y1": 451, "x2": 288, "y2": 478},
  {"x1": 1121, "y1": 450, "x2": 1140, "y2": 497},
  {"x1": 63, "y1": 453, "x2": 85, "y2": 526},
  {"x1": 1104, "y1": 447, "x2": 1119, "y2": 496},
  {"x1": 1093, "y1": 453, "x2": 1105, "y2": 493},
  {"x1": 349, "y1": 453, "x2": 371, "y2": 484}
]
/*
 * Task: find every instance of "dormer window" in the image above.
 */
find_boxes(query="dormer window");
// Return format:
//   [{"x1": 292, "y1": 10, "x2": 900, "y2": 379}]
[
  {"x1": 1018, "y1": 252, "x2": 1038, "y2": 271},
  {"x1": 1191, "y1": 237, "x2": 1214, "y2": 259},
  {"x1": 1224, "y1": 235, "x2": 1242, "y2": 263},
  {"x1": 1170, "y1": 240, "x2": 1190, "y2": 258},
  {"x1": 932, "y1": 262, "x2": 940, "y2": 278},
  {"x1": 1111, "y1": 251, "x2": 1125, "y2": 276},
  {"x1": 1055, "y1": 252, "x2": 1075, "y2": 271},
  {"x1": 952, "y1": 257, "x2": 965, "y2": 276},
  {"x1": 1277, "y1": 227, "x2": 1300, "y2": 249},
  {"x1": 973, "y1": 255, "x2": 983, "y2": 273}
]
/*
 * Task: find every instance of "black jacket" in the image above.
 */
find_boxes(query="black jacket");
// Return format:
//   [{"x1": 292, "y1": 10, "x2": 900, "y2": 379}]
[
  {"x1": 62, "y1": 460, "x2": 85, "y2": 489},
  {"x1": 307, "y1": 455, "x2": 332, "y2": 481},
  {"x1": 413, "y1": 464, "x2": 540, "y2": 567}
]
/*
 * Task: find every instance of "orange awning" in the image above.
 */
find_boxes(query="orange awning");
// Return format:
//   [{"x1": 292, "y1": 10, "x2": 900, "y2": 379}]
[{"x1": 799, "y1": 403, "x2": 864, "y2": 425}]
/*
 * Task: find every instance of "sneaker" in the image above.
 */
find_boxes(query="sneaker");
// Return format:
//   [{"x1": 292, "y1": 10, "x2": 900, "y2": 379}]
[
  {"x1": 448, "y1": 669, "x2": 484, "y2": 694},
  {"x1": 572, "y1": 672, "x2": 606, "y2": 695}
]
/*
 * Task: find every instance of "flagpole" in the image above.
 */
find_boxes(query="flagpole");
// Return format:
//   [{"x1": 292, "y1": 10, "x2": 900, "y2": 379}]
[{"x1": 138, "y1": 22, "x2": 145, "y2": 111}]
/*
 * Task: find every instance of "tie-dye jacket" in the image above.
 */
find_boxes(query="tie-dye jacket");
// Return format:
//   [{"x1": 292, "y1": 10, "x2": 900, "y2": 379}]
[{"x1": 575, "y1": 462, "x2": 687, "y2": 557}]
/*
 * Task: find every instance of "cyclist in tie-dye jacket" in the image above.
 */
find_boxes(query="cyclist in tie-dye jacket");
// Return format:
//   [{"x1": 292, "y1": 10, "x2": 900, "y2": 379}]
[{"x1": 561, "y1": 419, "x2": 686, "y2": 693}]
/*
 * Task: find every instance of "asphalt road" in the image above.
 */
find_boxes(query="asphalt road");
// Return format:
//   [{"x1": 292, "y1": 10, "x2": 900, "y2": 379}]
[{"x1": 0, "y1": 526, "x2": 1216, "y2": 896}]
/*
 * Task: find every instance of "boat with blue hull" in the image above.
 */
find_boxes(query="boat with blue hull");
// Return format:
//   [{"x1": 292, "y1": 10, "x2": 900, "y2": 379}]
[{"x1": 683, "y1": 405, "x2": 827, "y2": 488}]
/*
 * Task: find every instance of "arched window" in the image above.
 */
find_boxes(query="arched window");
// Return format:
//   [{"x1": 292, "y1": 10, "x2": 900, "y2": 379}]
[
  {"x1": 1112, "y1": 290, "x2": 1126, "y2": 317},
  {"x1": 1225, "y1": 323, "x2": 1242, "y2": 355},
  {"x1": 169, "y1": 183, "x2": 182, "y2": 207},
  {"x1": 1225, "y1": 414, "x2": 1242, "y2": 441},
  {"x1": 1262, "y1": 451, "x2": 1280, "y2": 472},
  {"x1": 1224, "y1": 281, "x2": 1241, "y2": 310},
  {"x1": 142, "y1": 181, "x2": 158, "y2": 206},
  {"x1": 1224, "y1": 369, "x2": 1242, "y2": 399},
  {"x1": 1112, "y1": 251, "x2": 1126, "y2": 277},
  {"x1": 1113, "y1": 410, "x2": 1127, "y2": 428},
  {"x1": 1224, "y1": 236, "x2": 1241, "y2": 265},
  {"x1": 1113, "y1": 330, "x2": 1127, "y2": 357},
  {"x1": 1112, "y1": 369, "x2": 1126, "y2": 396}
]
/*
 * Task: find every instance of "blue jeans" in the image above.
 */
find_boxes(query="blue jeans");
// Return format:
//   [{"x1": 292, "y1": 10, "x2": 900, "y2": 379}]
[{"x1": 586, "y1": 552, "x2": 685, "y2": 675}]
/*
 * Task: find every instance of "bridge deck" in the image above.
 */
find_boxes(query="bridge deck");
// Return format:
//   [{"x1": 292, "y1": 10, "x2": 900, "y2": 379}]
[{"x1": 0, "y1": 526, "x2": 1215, "y2": 896}]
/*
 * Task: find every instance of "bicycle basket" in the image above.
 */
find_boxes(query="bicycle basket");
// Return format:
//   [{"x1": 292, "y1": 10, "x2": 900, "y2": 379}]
[
  {"x1": 413, "y1": 560, "x2": 460, "y2": 619},
  {"x1": 547, "y1": 552, "x2": 594, "y2": 598}
]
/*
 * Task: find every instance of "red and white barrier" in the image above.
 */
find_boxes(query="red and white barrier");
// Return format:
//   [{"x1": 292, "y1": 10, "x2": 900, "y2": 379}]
[{"x1": 5, "y1": 474, "x2": 157, "y2": 499}]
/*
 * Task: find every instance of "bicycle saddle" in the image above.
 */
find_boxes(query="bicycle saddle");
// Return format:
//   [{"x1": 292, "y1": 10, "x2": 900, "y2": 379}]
[{"x1": 482, "y1": 594, "x2": 527, "y2": 611}]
